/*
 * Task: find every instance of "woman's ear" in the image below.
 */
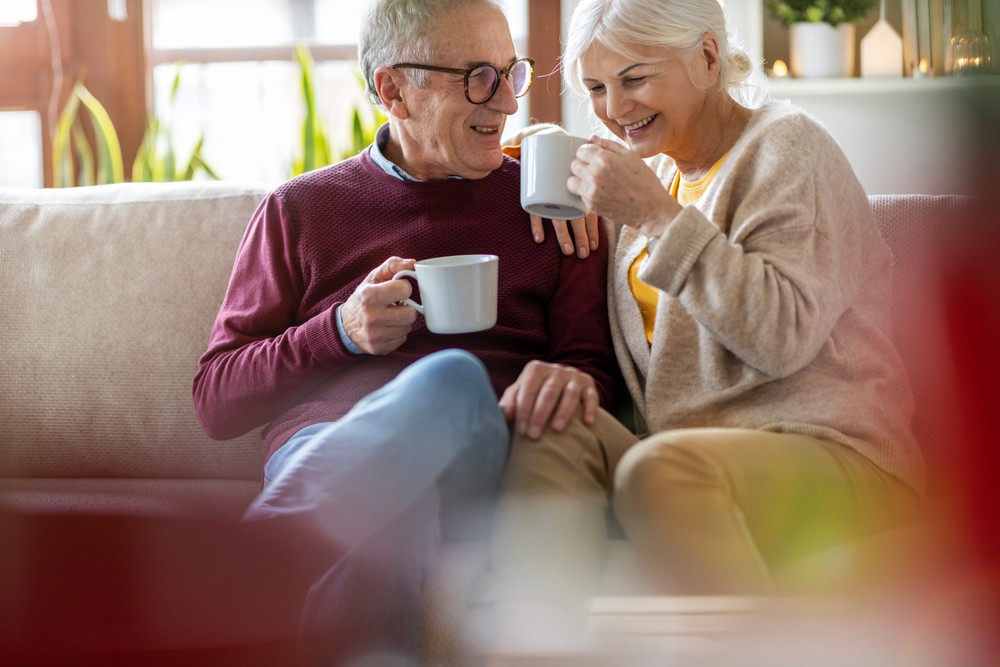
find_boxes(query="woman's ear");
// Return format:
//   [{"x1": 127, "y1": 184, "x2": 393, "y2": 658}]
[
  {"x1": 373, "y1": 66, "x2": 409, "y2": 120},
  {"x1": 697, "y1": 32, "x2": 723, "y2": 89}
]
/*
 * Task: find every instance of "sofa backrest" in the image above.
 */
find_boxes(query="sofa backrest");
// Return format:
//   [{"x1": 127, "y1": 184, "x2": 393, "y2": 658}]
[
  {"x1": 1, "y1": 182, "x2": 271, "y2": 480},
  {"x1": 0, "y1": 184, "x2": 963, "y2": 486},
  {"x1": 869, "y1": 194, "x2": 971, "y2": 488}
]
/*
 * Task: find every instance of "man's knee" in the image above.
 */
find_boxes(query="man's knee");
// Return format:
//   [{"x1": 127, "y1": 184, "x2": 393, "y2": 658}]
[{"x1": 403, "y1": 349, "x2": 493, "y2": 402}]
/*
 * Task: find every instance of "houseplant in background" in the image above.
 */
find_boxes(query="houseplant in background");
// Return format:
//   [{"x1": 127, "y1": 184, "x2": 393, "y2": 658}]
[
  {"x1": 54, "y1": 47, "x2": 386, "y2": 186},
  {"x1": 766, "y1": 0, "x2": 879, "y2": 77},
  {"x1": 291, "y1": 44, "x2": 387, "y2": 177},
  {"x1": 53, "y1": 65, "x2": 219, "y2": 187},
  {"x1": 132, "y1": 63, "x2": 220, "y2": 182}
]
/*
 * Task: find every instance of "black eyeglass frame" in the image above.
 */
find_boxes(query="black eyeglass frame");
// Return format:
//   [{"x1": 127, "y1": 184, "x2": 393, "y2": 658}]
[{"x1": 390, "y1": 57, "x2": 535, "y2": 104}]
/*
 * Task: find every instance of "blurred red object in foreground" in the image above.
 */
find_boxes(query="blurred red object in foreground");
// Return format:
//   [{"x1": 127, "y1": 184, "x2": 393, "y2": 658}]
[{"x1": 0, "y1": 511, "x2": 330, "y2": 666}]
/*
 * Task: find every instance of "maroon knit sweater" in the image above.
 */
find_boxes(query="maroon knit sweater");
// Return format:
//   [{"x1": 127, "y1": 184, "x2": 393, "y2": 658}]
[{"x1": 193, "y1": 151, "x2": 615, "y2": 461}]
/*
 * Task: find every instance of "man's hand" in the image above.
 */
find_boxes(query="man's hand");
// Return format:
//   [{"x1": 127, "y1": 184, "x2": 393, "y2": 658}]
[
  {"x1": 499, "y1": 360, "x2": 600, "y2": 439},
  {"x1": 529, "y1": 211, "x2": 599, "y2": 258},
  {"x1": 340, "y1": 256, "x2": 418, "y2": 355}
]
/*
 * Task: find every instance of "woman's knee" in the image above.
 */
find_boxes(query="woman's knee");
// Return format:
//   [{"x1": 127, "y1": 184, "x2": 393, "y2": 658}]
[{"x1": 614, "y1": 430, "x2": 730, "y2": 510}]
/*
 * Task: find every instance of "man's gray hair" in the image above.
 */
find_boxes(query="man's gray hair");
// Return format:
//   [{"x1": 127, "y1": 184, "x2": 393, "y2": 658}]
[{"x1": 359, "y1": 0, "x2": 507, "y2": 107}]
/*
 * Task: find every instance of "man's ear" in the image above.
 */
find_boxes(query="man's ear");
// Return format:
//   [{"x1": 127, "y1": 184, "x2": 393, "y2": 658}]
[{"x1": 373, "y1": 66, "x2": 409, "y2": 120}]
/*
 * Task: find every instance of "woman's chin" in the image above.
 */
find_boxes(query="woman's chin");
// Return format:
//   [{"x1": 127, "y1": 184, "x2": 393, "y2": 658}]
[{"x1": 625, "y1": 136, "x2": 660, "y2": 158}]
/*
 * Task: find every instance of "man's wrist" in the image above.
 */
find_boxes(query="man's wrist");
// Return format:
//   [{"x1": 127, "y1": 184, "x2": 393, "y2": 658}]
[{"x1": 335, "y1": 305, "x2": 364, "y2": 355}]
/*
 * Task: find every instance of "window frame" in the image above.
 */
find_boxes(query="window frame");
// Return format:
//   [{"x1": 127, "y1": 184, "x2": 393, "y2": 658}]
[{"x1": 0, "y1": 0, "x2": 560, "y2": 187}]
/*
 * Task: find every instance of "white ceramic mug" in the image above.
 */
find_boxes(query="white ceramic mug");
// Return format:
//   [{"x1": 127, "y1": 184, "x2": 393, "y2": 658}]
[
  {"x1": 392, "y1": 254, "x2": 499, "y2": 334},
  {"x1": 520, "y1": 133, "x2": 588, "y2": 220}
]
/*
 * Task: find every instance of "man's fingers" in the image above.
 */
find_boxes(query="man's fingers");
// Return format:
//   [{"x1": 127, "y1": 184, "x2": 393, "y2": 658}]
[
  {"x1": 550, "y1": 219, "x2": 576, "y2": 256},
  {"x1": 368, "y1": 256, "x2": 416, "y2": 283},
  {"x1": 506, "y1": 362, "x2": 599, "y2": 439},
  {"x1": 548, "y1": 380, "x2": 586, "y2": 433},
  {"x1": 580, "y1": 385, "x2": 600, "y2": 425},
  {"x1": 530, "y1": 214, "x2": 546, "y2": 243},
  {"x1": 585, "y1": 211, "x2": 599, "y2": 251},
  {"x1": 512, "y1": 370, "x2": 546, "y2": 436},
  {"x1": 519, "y1": 374, "x2": 561, "y2": 440},
  {"x1": 569, "y1": 217, "x2": 590, "y2": 258}
]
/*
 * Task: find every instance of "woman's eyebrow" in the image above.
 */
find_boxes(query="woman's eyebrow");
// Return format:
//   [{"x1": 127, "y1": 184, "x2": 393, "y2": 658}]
[
  {"x1": 583, "y1": 62, "x2": 649, "y2": 83},
  {"x1": 617, "y1": 63, "x2": 649, "y2": 76}
]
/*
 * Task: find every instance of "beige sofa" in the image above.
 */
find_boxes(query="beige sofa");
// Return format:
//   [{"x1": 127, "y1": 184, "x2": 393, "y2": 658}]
[{"x1": 0, "y1": 181, "x2": 969, "y2": 665}]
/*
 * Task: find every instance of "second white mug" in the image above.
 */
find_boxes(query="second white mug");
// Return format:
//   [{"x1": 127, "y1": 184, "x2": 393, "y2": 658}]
[
  {"x1": 392, "y1": 254, "x2": 499, "y2": 334},
  {"x1": 520, "y1": 133, "x2": 588, "y2": 220}
]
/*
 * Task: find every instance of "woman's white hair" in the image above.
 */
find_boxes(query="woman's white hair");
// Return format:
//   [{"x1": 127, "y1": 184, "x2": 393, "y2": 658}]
[
  {"x1": 563, "y1": 0, "x2": 761, "y2": 106},
  {"x1": 359, "y1": 0, "x2": 508, "y2": 107}
]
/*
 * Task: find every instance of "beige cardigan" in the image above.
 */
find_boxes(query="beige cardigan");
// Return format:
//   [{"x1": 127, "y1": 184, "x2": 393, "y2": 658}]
[{"x1": 607, "y1": 101, "x2": 925, "y2": 493}]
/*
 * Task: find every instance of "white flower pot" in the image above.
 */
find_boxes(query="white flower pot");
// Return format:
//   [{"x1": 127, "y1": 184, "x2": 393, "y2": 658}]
[{"x1": 789, "y1": 22, "x2": 855, "y2": 78}]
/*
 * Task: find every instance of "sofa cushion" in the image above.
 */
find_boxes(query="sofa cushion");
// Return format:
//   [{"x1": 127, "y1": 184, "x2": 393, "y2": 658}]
[
  {"x1": 869, "y1": 194, "x2": 972, "y2": 491},
  {"x1": 0, "y1": 182, "x2": 271, "y2": 480},
  {"x1": 0, "y1": 477, "x2": 259, "y2": 520}
]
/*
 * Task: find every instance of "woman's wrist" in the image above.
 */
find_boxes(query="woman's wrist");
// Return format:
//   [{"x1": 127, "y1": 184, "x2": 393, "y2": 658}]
[{"x1": 638, "y1": 206, "x2": 675, "y2": 240}]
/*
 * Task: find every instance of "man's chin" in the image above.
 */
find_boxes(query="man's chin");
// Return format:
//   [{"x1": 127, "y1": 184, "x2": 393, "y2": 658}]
[{"x1": 462, "y1": 149, "x2": 505, "y2": 179}]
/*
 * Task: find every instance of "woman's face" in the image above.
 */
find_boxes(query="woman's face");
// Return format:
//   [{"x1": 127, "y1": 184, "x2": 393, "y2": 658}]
[{"x1": 580, "y1": 40, "x2": 714, "y2": 160}]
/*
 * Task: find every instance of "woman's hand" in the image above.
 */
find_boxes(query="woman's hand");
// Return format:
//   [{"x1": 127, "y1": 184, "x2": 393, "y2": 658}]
[
  {"x1": 569, "y1": 136, "x2": 680, "y2": 237},
  {"x1": 529, "y1": 211, "x2": 600, "y2": 258},
  {"x1": 499, "y1": 360, "x2": 600, "y2": 440}
]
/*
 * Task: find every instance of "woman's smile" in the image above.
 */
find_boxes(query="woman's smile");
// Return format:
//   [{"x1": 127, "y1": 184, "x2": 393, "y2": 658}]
[{"x1": 622, "y1": 113, "x2": 659, "y2": 135}]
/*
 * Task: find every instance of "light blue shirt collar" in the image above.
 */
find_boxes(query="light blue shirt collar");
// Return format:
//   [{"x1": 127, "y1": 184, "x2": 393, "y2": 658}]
[{"x1": 369, "y1": 123, "x2": 420, "y2": 181}]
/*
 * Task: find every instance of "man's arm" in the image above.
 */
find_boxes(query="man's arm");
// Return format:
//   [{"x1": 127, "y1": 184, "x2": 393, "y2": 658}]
[
  {"x1": 192, "y1": 194, "x2": 415, "y2": 440},
  {"x1": 192, "y1": 193, "x2": 357, "y2": 440}
]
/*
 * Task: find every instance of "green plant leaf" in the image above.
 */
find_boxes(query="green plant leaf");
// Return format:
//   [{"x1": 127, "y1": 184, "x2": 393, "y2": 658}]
[
  {"x1": 131, "y1": 117, "x2": 159, "y2": 182},
  {"x1": 351, "y1": 107, "x2": 365, "y2": 157},
  {"x1": 71, "y1": 123, "x2": 95, "y2": 187},
  {"x1": 52, "y1": 86, "x2": 82, "y2": 187},
  {"x1": 190, "y1": 151, "x2": 222, "y2": 181},
  {"x1": 129, "y1": 62, "x2": 219, "y2": 182},
  {"x1": 181, "y1": 134, "x2": 207, "y2": 180},
  {"x1": 75, "y1": 83, "x2": 125, "y2": 184},
  {"x1": 293, "y1": 43, "x2": 340, "y2": 174},
  {"x1": 295, "y1": 44, "x2": 318, "y2": 174}
]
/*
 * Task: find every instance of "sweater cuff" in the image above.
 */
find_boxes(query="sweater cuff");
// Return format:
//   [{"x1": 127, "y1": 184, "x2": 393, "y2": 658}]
[
  {"x1": 302, "y1": 303, "x2": 360, "y2": 368},
  {"x1": 639, "y1": 205, "x2": 716, "y2": 296}
]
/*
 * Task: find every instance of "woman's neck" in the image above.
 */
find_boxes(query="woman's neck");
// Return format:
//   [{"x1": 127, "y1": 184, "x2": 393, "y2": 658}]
[{"x1": 672, "y1": 97, "x2": 751, "y2": 182}]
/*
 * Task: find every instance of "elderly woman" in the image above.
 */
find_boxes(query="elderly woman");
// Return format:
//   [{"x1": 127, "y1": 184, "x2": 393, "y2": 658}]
[{"x1": 510, "y1": 0, "x2": 925, "y2": 597}]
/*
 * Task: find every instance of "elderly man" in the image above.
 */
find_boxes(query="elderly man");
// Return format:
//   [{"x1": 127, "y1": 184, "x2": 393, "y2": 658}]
[{"x1": 193, "y1": 0, "x2": 615, "y2": 664}]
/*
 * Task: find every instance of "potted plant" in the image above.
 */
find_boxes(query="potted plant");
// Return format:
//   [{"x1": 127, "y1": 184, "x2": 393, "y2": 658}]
[{"x1": 766, "y1": 0, "x2": 879, "y2": 77}]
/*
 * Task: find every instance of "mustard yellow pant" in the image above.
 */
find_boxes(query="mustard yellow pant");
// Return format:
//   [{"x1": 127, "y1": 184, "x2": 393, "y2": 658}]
[{"x1": 490, "y1": 409, "x2": 918, "y2": 598}]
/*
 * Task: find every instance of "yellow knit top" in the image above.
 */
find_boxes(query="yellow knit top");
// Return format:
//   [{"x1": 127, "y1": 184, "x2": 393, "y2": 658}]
[{"x1": 628, "y1": 154, "x2": 728, "y2": 343}]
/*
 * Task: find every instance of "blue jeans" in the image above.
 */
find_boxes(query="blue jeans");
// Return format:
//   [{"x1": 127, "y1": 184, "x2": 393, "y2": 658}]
[{"x1": 245, "y1": 349, "x2": 510, "y2": 667}]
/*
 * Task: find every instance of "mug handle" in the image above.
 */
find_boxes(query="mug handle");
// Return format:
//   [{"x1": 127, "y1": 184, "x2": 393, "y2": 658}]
[{"x1": 391, "y1": 269, "x2": 424, "y2": 315}]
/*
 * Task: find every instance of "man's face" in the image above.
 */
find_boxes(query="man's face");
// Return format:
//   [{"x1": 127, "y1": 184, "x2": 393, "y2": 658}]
[{"x1": 393, "y1": 2, "x2": 519, "y2": 180}]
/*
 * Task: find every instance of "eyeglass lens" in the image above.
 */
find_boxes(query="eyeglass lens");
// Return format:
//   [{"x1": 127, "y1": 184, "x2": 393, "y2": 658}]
[{"x1": 468, "y1": 60, "x2": 531, "y2": 103}]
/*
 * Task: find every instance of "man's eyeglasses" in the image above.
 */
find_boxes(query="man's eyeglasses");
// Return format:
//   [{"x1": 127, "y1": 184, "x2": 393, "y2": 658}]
[{"x1": 391, "y1": 57, "x2": 534, "y2": 104}]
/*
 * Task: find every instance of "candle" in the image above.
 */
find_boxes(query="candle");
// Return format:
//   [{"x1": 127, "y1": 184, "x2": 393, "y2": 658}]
[
  {"x1": 772, "y1": 59, "x2": 789, "y2": 78},
  {"x1": 912, "y1": 58, "x2": 931, "y2": 78}
]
